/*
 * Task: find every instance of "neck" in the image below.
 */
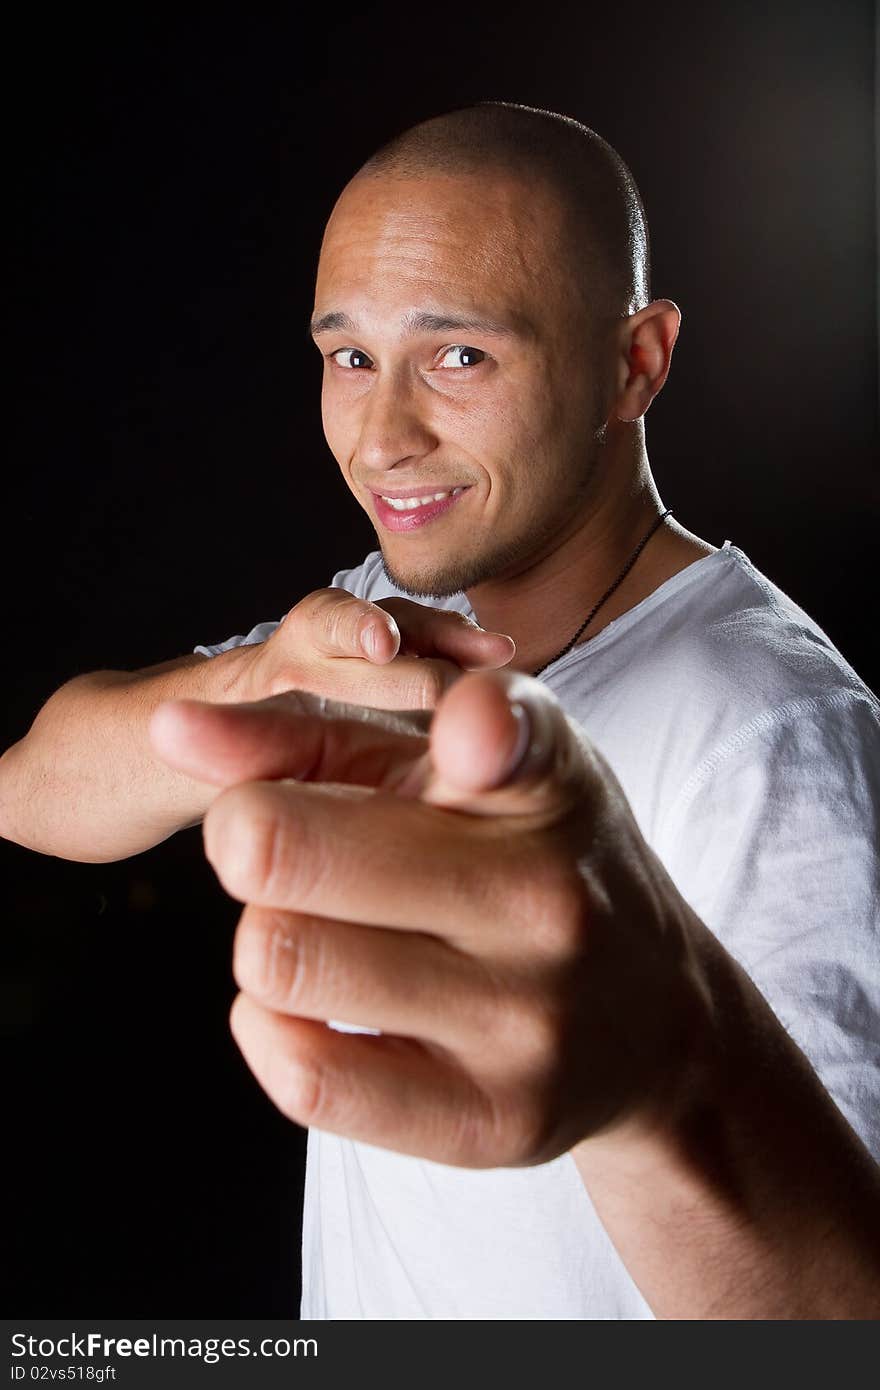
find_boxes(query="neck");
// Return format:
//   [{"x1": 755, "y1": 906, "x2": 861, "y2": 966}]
[{"x1": 465, "y1": 445, "x2": 714, "y2": 674}]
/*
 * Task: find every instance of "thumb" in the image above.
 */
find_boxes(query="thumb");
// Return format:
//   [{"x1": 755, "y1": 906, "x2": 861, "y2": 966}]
[{"x1": 412, "y1": 670, "x2": 592, "y2": 819}]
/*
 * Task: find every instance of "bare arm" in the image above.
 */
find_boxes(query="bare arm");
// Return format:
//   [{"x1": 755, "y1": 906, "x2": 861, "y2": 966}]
[
  {"x1": 0, "y1": 648, "x2": 254, "y2": 862},
  {"x1": 0, "y1": 591, "x2": 514, "y2": 863},
  {"x1": 572, "y1": 925, "x2": 880, "y2": 1320}
]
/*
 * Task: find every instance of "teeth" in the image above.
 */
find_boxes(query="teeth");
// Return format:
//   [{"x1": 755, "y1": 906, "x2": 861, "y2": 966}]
[{"x1": 382, "y1": 487, "x2": 464, "y2": 511}]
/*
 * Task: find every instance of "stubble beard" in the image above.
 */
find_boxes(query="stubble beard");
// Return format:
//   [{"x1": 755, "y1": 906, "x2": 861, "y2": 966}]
[
  {"x1": 378, "y1": 435, "x2": 604, "y2": 600},
  {"x1": 379, "y1": 525, "x2": 554, "y2": 599}
]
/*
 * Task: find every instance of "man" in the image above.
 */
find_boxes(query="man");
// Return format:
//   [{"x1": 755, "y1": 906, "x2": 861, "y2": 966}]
[{"x1": 2, "y1": 103, "x2": 879, "y2": 1319}]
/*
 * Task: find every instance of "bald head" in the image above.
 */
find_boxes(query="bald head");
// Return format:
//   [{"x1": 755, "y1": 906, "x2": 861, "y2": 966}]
[{"x1": 354, "y1": 102, "x2": 651, "y2": 323}]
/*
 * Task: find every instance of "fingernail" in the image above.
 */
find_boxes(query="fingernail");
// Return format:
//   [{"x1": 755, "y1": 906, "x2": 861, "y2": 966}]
[
  {"x1": 360, "y1": 622, "x2": 380, "y2": 658},
  {"x1": 503, "y1": 701, "x2": 533, "y2": 781}
]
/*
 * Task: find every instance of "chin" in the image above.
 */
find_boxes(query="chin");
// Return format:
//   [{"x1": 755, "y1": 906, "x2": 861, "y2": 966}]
[
  {"x1": 378, "y1": 530, "x2": 536, "y2": 598},
  {"x1": 379, "y1": 550, "x2": 475, "y2": 599}
]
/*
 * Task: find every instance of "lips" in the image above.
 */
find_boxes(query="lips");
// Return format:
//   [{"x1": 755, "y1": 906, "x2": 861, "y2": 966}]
[{"x1": 370, "y1": 485, "x2": 471, "y2": 532}]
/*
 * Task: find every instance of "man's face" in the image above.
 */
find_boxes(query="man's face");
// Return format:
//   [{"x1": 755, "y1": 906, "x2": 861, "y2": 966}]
[{"x1": 311, "y1": 171, "x2": 611, "y2": 597}]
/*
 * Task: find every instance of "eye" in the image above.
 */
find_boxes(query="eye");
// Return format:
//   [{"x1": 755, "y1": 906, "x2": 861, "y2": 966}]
[
  {"x1": 331, "y1": 348, "x2": 374, "y2": 370},
  {"x1": 437, "y1": 345, "x2": 486, "y2": 369}
]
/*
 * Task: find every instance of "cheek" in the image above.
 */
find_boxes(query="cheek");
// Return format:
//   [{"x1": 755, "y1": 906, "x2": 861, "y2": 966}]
[
  {"x1": 476, "y1": 389, "x2": 558, "y2": 479},
  {"x1": 515, "y1": 371, "x2": 593, "y2": 484},
  {"x1": 321, "y1": 382, "x2": 356, "y2": 467},
  {"x1": 479, "y1": 387, "x2": 584, "y2": 521},
  {"x1": 452, "y1": 377, "x2": 541, "y2": 455},
  {"x1": 320, "y1": 387, "x2": 335, "y2": 448}
]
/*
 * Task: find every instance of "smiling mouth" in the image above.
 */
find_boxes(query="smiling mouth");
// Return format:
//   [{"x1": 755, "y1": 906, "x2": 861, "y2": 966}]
[
  {"x1": 369, "y1": 485, "x2": 472, "y2": 532},
  {"x1": 378, "y1": 486, "x2": 467, "y2": 511}
]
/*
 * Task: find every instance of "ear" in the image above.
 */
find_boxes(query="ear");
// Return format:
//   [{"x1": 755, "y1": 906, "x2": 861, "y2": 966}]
[{"x1": 614, "y1": 300, "x2": 681, "y2": 423}]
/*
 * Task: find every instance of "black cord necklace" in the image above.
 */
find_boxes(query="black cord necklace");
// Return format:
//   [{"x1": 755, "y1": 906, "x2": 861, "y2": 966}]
[{"x1": 531, "y1": 508, "x2": 674, "y2": 678}]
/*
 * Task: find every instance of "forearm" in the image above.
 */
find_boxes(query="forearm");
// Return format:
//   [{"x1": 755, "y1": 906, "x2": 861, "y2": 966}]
[
  {"x1": 0, "y1": 592, "x2": 501, "y2": 865},
  {"x1": 0, "y1": 647, "x2": 252, "y2": 862},
  {"x1": 572, "y1": 930, "x2": 880, "y2": 1319}
]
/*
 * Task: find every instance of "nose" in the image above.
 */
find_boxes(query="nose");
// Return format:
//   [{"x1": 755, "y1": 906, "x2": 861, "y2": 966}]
[{"x1": 352, "y1": 368, "x2": 438, "y2": 474}]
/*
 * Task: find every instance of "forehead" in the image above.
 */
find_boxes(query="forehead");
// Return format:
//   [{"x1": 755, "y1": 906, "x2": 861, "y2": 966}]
[{"x1": 314, "y1": 172, "x2": 571, "y2": 326}]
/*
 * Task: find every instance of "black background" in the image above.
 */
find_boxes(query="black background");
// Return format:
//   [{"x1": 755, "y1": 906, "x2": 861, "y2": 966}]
[{"x1": 4, "y1": 1, "x2": 878, "y2": 1315}]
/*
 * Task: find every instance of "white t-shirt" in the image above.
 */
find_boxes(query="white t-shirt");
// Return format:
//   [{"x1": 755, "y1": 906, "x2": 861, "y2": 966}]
[{"x1": 197, "y1": 543, "x2": 880, "y2": 1320}]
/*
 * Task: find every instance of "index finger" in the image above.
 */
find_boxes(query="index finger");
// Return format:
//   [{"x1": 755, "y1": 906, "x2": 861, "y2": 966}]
[{"x1": 149, "y1": 692, "x2": 430, "y2": 790}]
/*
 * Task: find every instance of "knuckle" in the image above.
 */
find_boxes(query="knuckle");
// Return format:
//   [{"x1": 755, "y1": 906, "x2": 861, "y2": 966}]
[
  {"x1": 207, "y1": 785, "x2": 312, "y2": 905},
  {"x1": 205, "y1": 785, "x2": 271, "y2": 898},
  {"x1": 289, "y1": 588, "x2": 371, "y2": 648},
  {"x1": 469, "y1": 1081, "x2": 555, "y2": 1168},
  {"x1": 239, "y1": 801, "x2": 285, "y2": 901},
  {"x1": 324, "y1": 594, "x2": 372, "y2": 650},
  {"x1": 444, "y1": 1085, "x2": 499, "y2": 1168},
  {"x1": 507, "y1": 1089, "x2": 561, "y2": 1167},
  {"x1": 508, "y1": 849, "x2": 590, "y2": 960},
  {"x1": 489, "y1": 984, "x2": 564, "y2": 1074},
  {"x1": 235, "y1": 910, "x2": 312, "y2": 1011},
  {"x1": 273, "y1": 1050, "x2": 330, "y2": 1129},
  {"x1": 518, "y1": 996, "x2": 564, "y2": 1070}
]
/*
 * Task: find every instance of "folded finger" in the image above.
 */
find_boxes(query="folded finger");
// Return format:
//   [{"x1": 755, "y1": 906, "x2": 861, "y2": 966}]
[
  {"x1": 377, "y1": 598, "x2": 515, "y2": 669},
  {"x1": 233, "y1": 904, "x2": 497, "y2": 1050},
  {"x1": 285, "y1": 589, "x2": 401, "y2": 664},
  {"x1": 229, "y1": 994, "x2": 498, "y2": 1166},
  {"x1": 203, "y1": 778, "x2": 541, "y2": 947}
]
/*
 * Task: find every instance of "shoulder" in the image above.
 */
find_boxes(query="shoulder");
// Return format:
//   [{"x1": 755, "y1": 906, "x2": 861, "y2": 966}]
[
  {"x1": 637, "y1": 545, "x2": 880, "y2": 891},
  {"x1": 607, "y1": 542, "x2": 873, "y2": 734},
  {"x1": 670, "y1": 546, "x2": 878, "y2": 776},
  {"x1": 552, "y1": 543, "x2": 878, "y2": 837},
  {"x1": 691, "y1": 545, "x2": 872, "y2": 706},
  {"x1": 637, "y1": 553, "x2": 880, "y2": 1157}
]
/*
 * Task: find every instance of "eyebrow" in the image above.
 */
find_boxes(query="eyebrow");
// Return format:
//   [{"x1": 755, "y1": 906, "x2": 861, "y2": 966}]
[{"x1": 309, "y1": 309, "x2": 526, "y2": 339}]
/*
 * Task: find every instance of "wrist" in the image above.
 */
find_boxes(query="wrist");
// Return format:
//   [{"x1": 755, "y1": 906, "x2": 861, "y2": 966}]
[
  {"x1": 572, "y1": 910, "x2": 730, "y2": 1174},
  {"x1": 572, "y1": 926, "x2": 880, "y2": 1318},
  {"x1": 195, "y1": 643, "x2": 262, "y2": 705}
]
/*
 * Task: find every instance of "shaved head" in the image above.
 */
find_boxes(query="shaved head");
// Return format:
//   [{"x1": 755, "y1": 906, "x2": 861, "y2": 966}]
[
  {"x1": 354, "y1": 101, "x2": 651, "y2": 324},
  {"x1": 313, "y1": 103, "x2": 675, "y2": 605}
]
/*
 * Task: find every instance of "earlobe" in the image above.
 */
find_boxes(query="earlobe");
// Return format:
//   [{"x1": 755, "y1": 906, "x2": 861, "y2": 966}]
[{"x1": 616, "y1": 375, "x2": 651, "y2": 424}]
